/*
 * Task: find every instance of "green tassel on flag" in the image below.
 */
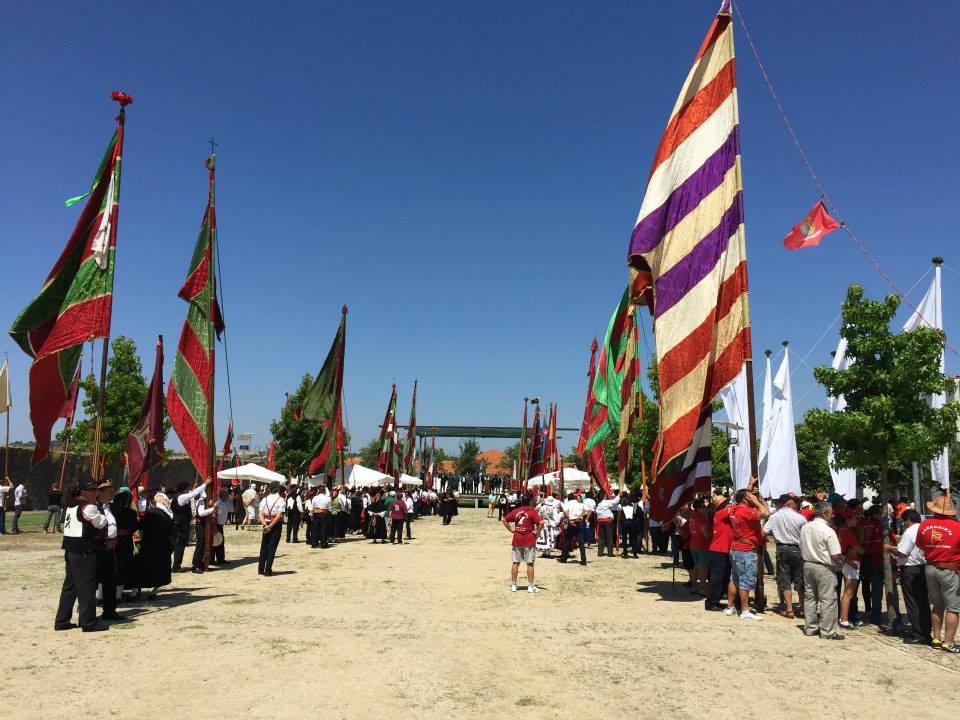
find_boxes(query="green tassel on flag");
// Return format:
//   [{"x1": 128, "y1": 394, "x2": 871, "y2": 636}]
[{"x1": 64, "y1": 191, "x2": 90, "y2": 207}]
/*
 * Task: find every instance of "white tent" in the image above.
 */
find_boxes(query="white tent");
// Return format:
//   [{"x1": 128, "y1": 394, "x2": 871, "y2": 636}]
[
  {"x1": 527, "y1": 467, "x2": 591, "y2": 489},
  {"x1": 399, "y1": 473, "x2": 422, "y2": 487},
  {"x1": 344, "y1": 464, "x2": 391, "y2": 488},
  {"x1": 217, "y1": 463, "x2": 287, "y2": 485}
]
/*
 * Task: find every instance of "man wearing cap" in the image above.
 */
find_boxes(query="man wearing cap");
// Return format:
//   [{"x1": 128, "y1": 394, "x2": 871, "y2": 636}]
[
  {"x1": 915, "y1": 495, "x2": 960, "y2": 653},
  {"x1": 55, "y1": 479, "x2": 109, "y2": 632},
  {"x1": 96, "y1": 481, "x2": 124, "y2": 622},
  {"x1": 799, "y1": 502, "x2": 844, "y2": 640},
  {"x1": 764, "y1": 493, "x2": 807, "y2": 618}
]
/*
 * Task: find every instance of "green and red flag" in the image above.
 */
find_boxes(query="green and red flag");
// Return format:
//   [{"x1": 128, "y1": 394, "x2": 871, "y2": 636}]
[
  {"x1": 9, "y1": 93, "x2": 130, "y2": 464},
  {"x1": 525, "y1": 403, "x2": 544, "y2": 480},
  {"x1": 517, "y1": 399, "x2": 529, "y2": 481},
  {"x1": 126, "y1": 335, "x2": 165, "y2": 490},
  {"x1": 376, "y1": 384, "x2": 399, "y2": 479},
  {"x1": 402, "y1": 379, "x2": 417, "y2": 474},
  {"x1": 167, "y1": 154, "x2": 224, "y2": 478},
  {"x1": 304, "y1": 307, "x2": 348, "y2": 479}
]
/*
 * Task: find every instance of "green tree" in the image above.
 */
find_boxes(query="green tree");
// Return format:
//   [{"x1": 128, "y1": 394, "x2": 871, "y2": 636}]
[
  {"x1": 806, "y1": 284, "x2": 959, "y2": 492},
  {"x1": 269, "y1": 374, "x2": 325, "y2": 476},
  {"x1": 500, "y1": 442, "x2": 520, "y2": 473},
  {"x1": 358, "y1": 439, "x2": 380, "y2": 469},
  {"x1": 454, "y1": 439, "x2": 480, "y2": 477},
  {"x1": 60, "y1": 336, "x2": 161, "y2": 462}
]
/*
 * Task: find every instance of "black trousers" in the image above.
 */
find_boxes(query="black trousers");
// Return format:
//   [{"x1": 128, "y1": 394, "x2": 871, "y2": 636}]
[
  {"x1": 390, "y1": 518, "x2": 405, "y2": 543},
  {"x1": 96, "y1": 548, "x2": 117, "y2": 615},
  {"x1": 597, "y1": 521, "x2": 615, "y2": 556},
  {"x1": 311, "y1": 513, "x2": 330, "y2": 548},
  {"x1": 560, "y1": 524, "x2": 587, "y2": 564},
  {"x1": 56, "y1": 551, "x2": 98, "y2": 629},
  {"x1": 620, "y1": 519, "x2": 638, "y2": 557},
  {"x1": 901, "y1": 565, "x2": 932, "y2": 639},
  {"x1": 258, "y1": 522, "x2": 282, "y2": 574},
  {"x1": 286, "y1": 511, "x2": 301, "y2": 542},
  {"x1": 172, "y1": 519, "x2": 190, "y2": 569},
  {"x1": 706, "y1": 550, "x2": 732, "y2": 609},
  {"x1": 191, "y1": 522, "x2": 207, "y2": 571},
  {"x1": 375, "y1": 516, "x2": 387, "y2": 541},
  {"x1": 213, "y1": 523, "x2": 226, "y2": 564},
  {"x1": 650, "y1": 526, "x2": 669, "y2": 554},
  {"x1": 306, "y1": 513, "x2": 314, "y2": 544},
  {"x1": 405, "y1": 515, "x2": 412, "y2": 539}
]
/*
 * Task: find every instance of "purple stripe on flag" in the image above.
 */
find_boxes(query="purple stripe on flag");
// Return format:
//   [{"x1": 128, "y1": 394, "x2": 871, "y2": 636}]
[
  {"x1": 654, "y1": 194, "x2": 742, "y2": 317},
  {"x1": 629, "y1": 129, "x2": 739, "y2": 256}
]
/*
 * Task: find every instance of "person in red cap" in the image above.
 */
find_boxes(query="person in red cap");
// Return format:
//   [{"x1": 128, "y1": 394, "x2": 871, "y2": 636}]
[{"x1": 916, "y1": 494, "x2": 960, "y2": 653}]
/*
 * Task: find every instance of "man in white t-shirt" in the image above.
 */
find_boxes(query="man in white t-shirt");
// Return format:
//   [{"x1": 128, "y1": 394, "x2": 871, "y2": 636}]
[
  {"x1": 581, "y1": 493, "x2": 597, "y2": 548},
  {"x1": 11, "y1": 481, "x2": 27, "y2": 534},
  {"x1": 885, "y1": 508, "x2": 930, "y2": 644},
  {"x1": 310, "y1": 489, "x2": 332, "y2": 549},
  {"x1": 560, "y1": 494, "x2": 587, "y2": 565}
]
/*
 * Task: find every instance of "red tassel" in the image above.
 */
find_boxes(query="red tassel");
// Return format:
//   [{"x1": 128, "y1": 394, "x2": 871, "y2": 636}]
[{"x1": 111, "y1": 90, "x2": 134, "y2": 107}]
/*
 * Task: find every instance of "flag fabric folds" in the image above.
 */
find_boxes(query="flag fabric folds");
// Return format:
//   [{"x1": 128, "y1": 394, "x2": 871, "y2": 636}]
[
  {"x1": 376, "y1": 385, "x2": 399, "y2": 479},
  {"x1": 126, "y1": 336, "x2": 165, "y2": 488},
  {"x1": 303, "y1": 308, "x2": 348, "y2": 479},
  {"x1": 525, "y1": 405, "x2": 544, "y2": 480},
  {"x1": 758, "y1": 347, "x2": 801, "y2": 498},
  {"x1": 718, "y1": 366, "x2": 751, "y2": 490},
  {"x1": 9, "y1": 118, "x2": 125, "y2": 464},
  {"x1": 627, "y1": 3, "x2": 751, "y2": 487},
  {"x1": 403, "y1": 380, "x2": 417, "y2": 474},
  {"x1": 617, "y1": 308, "x2": 641, "y2": 491},
  {"x1": 267, "y1": 440, "x2": 276, "y2": 472},
  {"x1": 783, "y1": 200, "x2": 840, "y2": 251},
  {"x1": 902, "y1": 267, "x2": 949, "y2": 489},
  {"x1": 649, "y1": 411, "x2": 712, "y2": 522},
  {"x1": 167, "y1": 155, "x2": 224, "y2": 478},
  {"x1": 0, "y1": 359, "x2": 10, "y2": 414},
  {"x1": 826, "y1": 338, "x2": 857, "y2": 498}
]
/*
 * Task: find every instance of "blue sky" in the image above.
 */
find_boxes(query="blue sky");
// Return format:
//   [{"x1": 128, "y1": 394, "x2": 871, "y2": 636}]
[{"x1": 2, "y1": 0, "x2": 958, "y2": 458}]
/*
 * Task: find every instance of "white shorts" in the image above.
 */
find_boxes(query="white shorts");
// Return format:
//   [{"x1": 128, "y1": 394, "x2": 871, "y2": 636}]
[
  {"x1": 512, "y1": 546, "x2": 536, "y2": 564},
  {"x1": 245, "y1": 506, "x2": 256, "y2": 520},
  {"x1": 842, "y1": 561, "x2": 860, "y2": 581}
]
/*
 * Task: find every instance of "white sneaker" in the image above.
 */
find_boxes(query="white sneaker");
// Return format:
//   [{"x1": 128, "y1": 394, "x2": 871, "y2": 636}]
[
  {"x1": 511, "y1": 584, "x2": 517, "y2": 592},
  {"x1": 740, "y1": 611, "x2": 763, "y2": 621},
  {"x1": 723, "y1": 607, "x2": 738, "y2": 616},
  {"x1": 527, "y1": 585, "x2": 539, "y2": 593}
]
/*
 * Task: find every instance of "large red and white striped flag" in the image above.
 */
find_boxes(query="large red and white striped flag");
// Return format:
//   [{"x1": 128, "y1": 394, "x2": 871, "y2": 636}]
[{"x1": 628, "y1": 1, "x2": 751, "y2": 512}]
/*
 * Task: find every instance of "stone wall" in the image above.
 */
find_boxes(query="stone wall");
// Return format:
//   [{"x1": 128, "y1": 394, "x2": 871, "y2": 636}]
[{"x1": 1, "y1": 446, "x2": 201, "y2": 509}]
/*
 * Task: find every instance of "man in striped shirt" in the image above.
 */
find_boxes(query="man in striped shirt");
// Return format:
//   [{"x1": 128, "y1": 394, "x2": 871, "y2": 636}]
[{"x1": 764, "y1": 494, "x2": 807, "y2": 618}]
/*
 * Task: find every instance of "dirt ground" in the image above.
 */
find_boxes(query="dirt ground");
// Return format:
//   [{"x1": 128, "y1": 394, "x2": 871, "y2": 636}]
[{"x1": 1, "y1": 508, "x2": 957, "y2": 719}]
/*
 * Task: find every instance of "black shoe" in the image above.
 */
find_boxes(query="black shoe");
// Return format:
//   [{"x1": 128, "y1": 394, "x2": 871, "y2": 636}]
[
  {"x1": 82, "y1": 624, "x2": 109, "y2": 633},
  {"x1": 263, "y1": 570, "x2": 273, "y2": 577},
  {"x1": 218, "y1": 559, "x2": 231, "y2": 565},
  {"x1": 903, "y1": 635, "x2": 930, "y2": 645},
  {"x1": 580, "y1": 561, "x2": 587, "y2": 566},
  {"x1": 820, "y1": 633, "x2": 845, "y2": 641},
  {"x1": 191, "y1": 568, "x2": 204, "y2": 574},
  {"x1": 54, "y1": 623, "x2": 78, "y2": 631},
  {"x1": 100, "y1": 612, "x2": 124, "y2": 621},
  {"x1": 705, "y1": 604, "x2": 724, "y2": 612}
]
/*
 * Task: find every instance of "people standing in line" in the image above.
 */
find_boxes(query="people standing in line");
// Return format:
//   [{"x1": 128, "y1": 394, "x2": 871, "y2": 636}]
[
  {"x1": 705, "y1": 494, "x2": 734, "y2": 611},
  {"x1": 504, "y1": 493, "x2": 544, "y2": 593},
  {"x1": 915, "y1": 495, "x2": 960, "y2": 653},
  {"x1": 257, "y1": 481, "x2": 285, "y2": 576},
  {"x1": 0, "y1": 476, "x2": 11, "y2": 534},
  {"x1": 595, "y1": 491, "x2": 620, "y2": 558},
  {"x1": 725, "y1": 486, "x2": 769, "y2": 621},
  {"x1": 213, "y1": 487, "x2": 231, "y2": 566},
  {"x1": 43, "y1": 484, "x2": 64, "y2": 534},
  {"x1": 836, "y1": 510, "x2": 863, "y2": 631},
  {"x1": 764, "y1": 493, "x2": 807, "y2": 618},
  {"x1": 11, "y1": 480, "x2": 27, "y2": 534},
  {"x1": 310, "y1": 486, "x2": 331, "y2": 549},
  {"x1": 286, "y1": 483, "x2": 303, "y2": 543},
  {"x1": 800, "y1": 502, "x2": 844, "y2": 640},
  {"x1": 55, "y1": 480, "x2": 108, "y2": 632},
  {"x1": 884, "y1": 508, "x2": 931, "y2": 645},
  {"x1": 559, "y1": 492, "x2": 587, "y2": 566},
  {"x1": 112, "y1": 487, "x2": 139, "y2": 601},
  {"x1": 618, "y1": 492, "x2": 640, "y2": 559},
  {"x1": 190, "y1": 483, "x2": 218, "y2": 574},
  {"x1": 136, "y1": 492, "x2": 176, "y2": 600}
]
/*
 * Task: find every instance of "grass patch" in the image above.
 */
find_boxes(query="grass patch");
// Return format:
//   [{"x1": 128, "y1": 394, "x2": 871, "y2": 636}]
[{"x1": 516, "y1": 697, "x2": 536, "y2": 707}]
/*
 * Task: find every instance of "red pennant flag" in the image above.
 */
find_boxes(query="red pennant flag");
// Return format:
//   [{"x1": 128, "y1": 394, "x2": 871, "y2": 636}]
[{"x1": 783, "y1": 200, "x2": 840, "y2": 250}]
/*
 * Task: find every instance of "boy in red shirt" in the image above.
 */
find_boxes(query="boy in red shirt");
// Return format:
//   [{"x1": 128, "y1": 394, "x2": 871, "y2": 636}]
[
  {"x1": 725, "y1": 486, "x2": 769, "y2": 621},
  {"x1": 705, "y1": 494, "x2": 734, "y2": 611},
  {"x1": 503, "y1": 494, "x2": 544, "y2": 594},
  {"x1": 835, "y1": 510, "x2": 863, "y2": 630},
  {"x1": 916, "y1": 495, "x2": 960, "y2": 652},
  {"x1": 687, "y1": 497, "x2": 712, "y2": 597}
]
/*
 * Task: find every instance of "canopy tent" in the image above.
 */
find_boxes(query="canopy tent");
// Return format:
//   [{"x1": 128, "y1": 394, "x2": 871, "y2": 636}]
[
  {"x1": 399, "y1": 473, "x2": 422, "y2": 487},
  {"x1": 216, "y1": 463, "x2": 287, "y2": 485},
  {"x1": 344, "y1": 464, "x2": 391, "y2": 488},
  {"x1": 526, "y1": 467, "x2": 591, "y2": 489}
]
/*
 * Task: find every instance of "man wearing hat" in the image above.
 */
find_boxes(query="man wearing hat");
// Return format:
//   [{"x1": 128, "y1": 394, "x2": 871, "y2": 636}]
[
  {"x1": 55, "y1": 479, "x2": 109, "y2": 632},
  {"x1": 95, "y1": 480, "x2": 124, "y2": 622},
  {"x1": 916, "y1": 495, "x2": 960, "y2": 653}
]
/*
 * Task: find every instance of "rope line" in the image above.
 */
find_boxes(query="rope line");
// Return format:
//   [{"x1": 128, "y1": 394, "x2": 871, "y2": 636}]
[{"x1": 731, "y1": 0, "x2": 959, "y2": 363}]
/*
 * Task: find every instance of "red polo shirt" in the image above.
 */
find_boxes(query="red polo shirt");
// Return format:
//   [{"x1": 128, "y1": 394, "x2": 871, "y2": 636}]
[
  {"x1": 917, "y1": 516, "x2": 960, "y2": 564},
  {"x1": 709, "y1": 506, "x2": 734, "y2": 554},
  {"x1": 728, "y1": 504, "x2": 762, "y2": 552}
]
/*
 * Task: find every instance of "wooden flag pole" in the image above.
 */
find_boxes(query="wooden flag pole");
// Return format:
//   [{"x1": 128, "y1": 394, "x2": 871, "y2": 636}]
[
  {"x1": 203, "y1": 149, "x2": 218, "y2": 571},
  {"x1": 90, "y1": 336, "x2": 110, "y2": 482}
]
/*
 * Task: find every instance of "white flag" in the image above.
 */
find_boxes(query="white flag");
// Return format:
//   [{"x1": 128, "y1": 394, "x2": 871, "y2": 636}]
[
  {"x1": 759, "y1": 348, "x2": 801, "y2": 498},
  {"x1": 827, "y1": 338, "x2": 857, "y2": 498},
  {"x1": 757, "y1": 353, "x2": 774, "y2": 497},
  {"x1": 719, "y1": 366, "x2": 752, "y2": 490},
  {"x1": 0, "y1": 359, "x2": 10, "y2": 413},
  {"x1": 902, "y1": 266, "x2": 949, "y2": 489}
]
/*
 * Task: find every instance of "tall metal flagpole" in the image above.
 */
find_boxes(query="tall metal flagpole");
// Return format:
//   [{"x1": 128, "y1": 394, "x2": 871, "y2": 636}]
[{"x1": 203, "y1": 143, "x2": 218, "y2": 570}]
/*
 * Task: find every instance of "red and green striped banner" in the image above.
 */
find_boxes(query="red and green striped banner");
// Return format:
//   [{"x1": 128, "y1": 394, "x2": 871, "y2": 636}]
[
  {"x1": 167, "y1": 155, "x2": 224, "y2": 478},
  {"x1": 305, "y1": 307, "x2": 347, "y2": 479},
  {"x1": 376, "y1": 384, "x2": 398, "y2": 478},
  {"x1": 402, "y1": 380, "x2": 417, "y2": 474},
  {"x1": 9, "y1": 109, "x2": 125, "y2": 464}
]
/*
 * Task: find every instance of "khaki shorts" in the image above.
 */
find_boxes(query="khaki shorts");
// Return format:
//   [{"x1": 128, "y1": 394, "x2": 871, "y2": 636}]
[
  {"x1": 512, "y1": 546, "x2": 536, "y2": 564},
  {"x1": 925, "y1": 565, "x2": 960, "y2": 613}
]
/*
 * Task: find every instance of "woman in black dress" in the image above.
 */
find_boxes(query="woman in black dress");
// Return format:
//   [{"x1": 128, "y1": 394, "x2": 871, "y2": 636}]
[
  {"x1": 136, "y1": 492, "x2": 176, "y2": 599},
  {"x1": 111, "y1": 487, "x2": 140, "y2": 599}
]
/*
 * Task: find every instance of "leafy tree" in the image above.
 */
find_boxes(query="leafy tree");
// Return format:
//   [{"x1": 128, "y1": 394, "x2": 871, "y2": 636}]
[
  {"x1": 454, "y1": 439, "x2": 480, "y2": 477},
  {"x1": 357, "y1": 439, "x2": 380, "y2": 469},
  {"x1": 269, "y1": 374, "x2": 325, "y2": 476},
  {"x1": 60, "y1": 336, "x2": 161, "y2": 462},
  {"x1": 806, "y1": 284, "x2": 959, "y2": 492},
  {"x1": 500, "y1": 443, "x2": 520, "y2": 473},
  {"x1": 710, "y1": 425, "x2": 732, "y2": 494}
]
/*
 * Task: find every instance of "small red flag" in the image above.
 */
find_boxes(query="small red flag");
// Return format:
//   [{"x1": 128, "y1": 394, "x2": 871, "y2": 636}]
[{"x1": 783, "y1": 200, "x2": 840, "y2": 250}]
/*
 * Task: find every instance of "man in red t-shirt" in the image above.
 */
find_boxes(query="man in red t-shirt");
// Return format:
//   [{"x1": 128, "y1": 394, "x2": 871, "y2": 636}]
[
  {"x1": 705, "y1": 494, "x2": 734, "y2": 611},
  {"x1": 857, "y1": 505, "x2": 885, "y2": 624},
  {"x1": 503, "y1": 494, "x2": 544, "y2": 594},
  {"x1": 725, "y1": 487, "x2": 769, "y2": 621},
  {"x1": 916, "y1": 495, "x2": 960, "y2": 652}
]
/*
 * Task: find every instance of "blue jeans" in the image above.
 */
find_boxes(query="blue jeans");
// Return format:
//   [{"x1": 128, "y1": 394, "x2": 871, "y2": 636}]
[
  {"x1": 12, "y1": 507, "x2": 23, "y2": 533},
  {"x1": 0, "y1": 506, "x2": 5, "y2": 534},
  {"x1": 730, "y1": 549, "x2": 758, "y2": 591}
]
